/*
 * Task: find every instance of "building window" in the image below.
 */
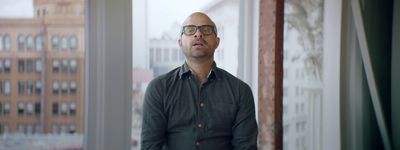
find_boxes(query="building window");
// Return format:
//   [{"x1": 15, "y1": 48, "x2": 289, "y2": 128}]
[
  {"x1": 4, "y1": 34, "x2": 11, "y2": 51},
  {"x1": 164, "y1": 49, "x2": 170, "y2": 62},
  {"x1": 70, "y1": 81, "x2": 77, "y2": 94},
  {"x1": 36, "y1": 59, "x2": 43, "y2": 72},
  {"x1": 61, "y1": 81, "x2": 68, "y2": 94},
  {"x1": 27, "y1": 81, "x2": 33, "y2": 95},
  {"x1": 61, "y1": 124, "x2": 68, "y2": 134},
  {"x1": 3, "y1": 102, "x2": 10, "y2": 115},
  {"x1": 61, "y1": 102, "x2": 68, "y2": 115},
  {"x1": 17, "y1": 124, "x2": 25, "y2": 134},
  {"x1": 0, "y1": 35, "x2": 3, "y2": 51},
  {"x1": 70, "y1": 35, "x2": 78, "y2": 50},
  {"x1": 35, "y1": 80, "x2": 42, "y2": 95},
  {"x1": 62, "y1": 59, "x2": 68, "y2": 72},
  {"x1": 3, "y1": 124, "x2": 9, "y2": 134},
  {"x1": 27, "y1": 59, "x2": 34, "y2": 72},
  {"x1": 35, "y1": 35, "x2": 44, "y2": 51},
  {"x1": 52, "y1": 102, "x2": 59, "y2": 115},
  {"x1": 61, "y1": 36, "x2": 68, "y2": 50},
  {"x1": 35, "y1": 124, "x2": 42, "y2": 134},
  {"x1": 52, "y1": 124, "x2": 58, "y2": 134},
  {"x1": 52, "y1": 59, "x2": 60, "y2": 72},
  {"x1": 26, "y1": 124, "x2": 33, "y2": 135},
  {"x1": 156, "y1": 48, "x2": 162, "y2": 62},
  {"x1": 18, "y1": 80, "x2": 25, "y2": 95},
  {"x1": 4, "y1": 59, "x2": 11, "y2": 73},
  {"x1": 0, "y1": 81, "x2": 2, "y2": 95},
  {"x1": 70, "y1": 102, "x2": 76, "y2": 116},
  {"x1": 69, "y1": 124, "x2": 76, "y2": 134},
  {"x1": 27, "y1": 102, "x2": 34, "y2": 115},
  {"x1": 18, "y1": 59, "x2": 25, "y2": 73},
  {"x1": 5, "y1": 80, "x2": 11, "y2": 95},
  {"x1": 0, "y1": 60, "x2": 3, "y2": 72},
  {"x1": 26, "y1": 35, "x2": 34, "y2": 50},
  {"x1": 70, "y1": 59, "x2": 77, "y2": 73},
  {"x1": 18, "y1": 34, "x2": 25, "y2": 50},
  {"x1": 35, "y1": 102, "x2": 41, "y2": 115},
  {"x1": 52, "y1": 35, "x2": 59, "y2": 50},
  {"x1": 18, "y1": 102, "x2": 25, "y2": 115},
  {"x1": 52, "y1": 81, "x2": 59, "y2": 94}
]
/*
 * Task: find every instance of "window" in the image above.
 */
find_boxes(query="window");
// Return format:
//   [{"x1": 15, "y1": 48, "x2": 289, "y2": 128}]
[
  {"x1": 0, "y1": 81, "x2": 2, "y2": 95},
  {"x1": 18, "y1": 59, "x2": 25, "y2": 73},
  {"x1": 17, "y1": 124, "x2": 25, "y2": 134},
  {"x1": 52, "y1": 124, "x2": 58, "y2": 134},
  {"x1": 35, "y1": 124, "x2": 42, "y2": 134},
  {"x1": 164, "y1": 49, "x2": 169, "y2": 62},
  {"x1": 0, "y1": 35, "x2": 3, "y2": 51},
  {"x1": 62, "y1": 59, "x2": 68, "y2": 72},
  {"x1": 5, "y1": 80, "x2": 10, "y2": 95},
  {"x1": 3, "y1": 124, "x2": 10, "y2": 134},
  {"x1": 27, "y1": 102, "x2": 34, "y2": 115},
  {"x1": 52, "y1": 81, "x2": 59, "y2": 94},
  {"x1": 35, "y1": 35, "x2": 44, "y2": 51},
  {"x1": 3, "y1": 102, "x2": 10, "y2": 115},
  {"x1": 18, "y1": 102, "x2": 25, "y2": 115},
  {"x1": 27, "y1": 59, "x2": 34, "y2": 72},
  {"x1": 35, "y1": 80, "x2": 42, "y2": 95},
  {"x1": 26, "y1": 124, "x2": 33, "y2": 134},
  {"x1": 18, "y1": 80, "x2": 25, "y2": 95},
  {"x1": 52, "y1": 35, "x2": 59, "y2": 50},
  {"x1": 70, "y1": 59, "x2": 77, "y2": 73},
  {"x1": 52, "y1": 59, "x2": 60, "y2": 72},
  {"x1": 4, "y1": 34, "x2": 11, "y2": 51},
  {"x1": 27, "y1": 80, "x2": 33, "y2": 95},
  {"x1": 70, "y1": 35, "x2": 78, "y2": 50},
  {"x1": 61, "y1": 102, "x2": 68, "y2": 115},
  {"x1": 26, "y1": 35, "x2": 34, "y2": 50},
  {"x1": 35, "y1": 102, "x2": 41, "y2": 115},
  {"x1": 70, "y1": 81, "x2": 77, "y2": 94},
  {"x1": 61, "y1": 124, "x2": 68, "y2": 134},
  {"x1": 70, "y1": 102, "x2": 77, "y2": 116},
  {"x1": 69, "y1": 124, "x2": 76, "y2": 134},
  {"x1": 61, "y1": 81, "x2": 68, "y2": 94},
  {"x1": 52, "y1": 102, "x2": 59, "y2": 115},
  {"x1": 18, "y1": 34, "x2": 25, "y2": 50},
  {"x1": 0, "y1": 60, "x2": 3, "y2": 72},
  {"x1": 36, "y1": 59, "x2": 43, "y2": 72},
  {"x1": 61, "y1": 36, "x2": 68, "y2": 50},
  {"x1": 4, "y1": 59, "x2": 11, "y2": 72}
]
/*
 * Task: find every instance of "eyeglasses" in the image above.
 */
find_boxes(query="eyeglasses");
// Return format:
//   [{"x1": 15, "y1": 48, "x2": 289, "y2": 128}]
[{"x1": 181, "y1": 25, "x2": 217, "y2": 36}]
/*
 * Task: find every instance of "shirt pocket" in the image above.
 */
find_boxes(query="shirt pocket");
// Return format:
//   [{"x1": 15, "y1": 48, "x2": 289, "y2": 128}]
[{"x1": 208, "y1": 101, "x2": 237, "y2": 132}]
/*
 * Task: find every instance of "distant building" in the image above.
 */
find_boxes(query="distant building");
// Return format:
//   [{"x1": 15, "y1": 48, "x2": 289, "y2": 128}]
[{"x1": 0, "y1": 0, "x2": 85, "y2": 134}]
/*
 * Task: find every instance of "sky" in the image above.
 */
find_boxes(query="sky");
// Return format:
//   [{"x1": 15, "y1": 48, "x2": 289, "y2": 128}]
[
  {"x1": 0, "y1": 0, "x2": 33, "y2": 18},
  {"x1": 147, "y1": 0, "x2": 212, "y2": 38}
]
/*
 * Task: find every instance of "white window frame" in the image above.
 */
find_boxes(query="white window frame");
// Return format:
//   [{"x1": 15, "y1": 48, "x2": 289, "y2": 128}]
[
  {"x1": 84, "y1": 0, "x2": 132, "y2": 149},
  {"x1": 321, "y1": 0, "x2": 342, "y2": 149}
]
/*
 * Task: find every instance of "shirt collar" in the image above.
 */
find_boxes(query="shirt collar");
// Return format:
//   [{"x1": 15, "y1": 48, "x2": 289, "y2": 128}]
[{"x1": 179, "y1": 62, "x2": 221, "y2": 80}]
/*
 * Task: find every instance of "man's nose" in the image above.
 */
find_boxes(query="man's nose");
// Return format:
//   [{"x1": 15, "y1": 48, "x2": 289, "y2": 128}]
[{"x1": 194, "y1": 29, "x2": 203, "y2": 38}]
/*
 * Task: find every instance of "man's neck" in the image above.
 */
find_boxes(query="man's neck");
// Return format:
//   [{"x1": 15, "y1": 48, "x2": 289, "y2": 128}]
[{"x1": 186, "y1": 59, "x2": 214, "y2": 82}]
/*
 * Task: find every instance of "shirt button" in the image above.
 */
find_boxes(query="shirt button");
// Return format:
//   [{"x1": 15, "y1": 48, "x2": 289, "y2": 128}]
[
  {"x1": 196, "y1": 141, "x2": 200, "y2": 146},
  {"x1": 200, "y1": 103, "x2": 204, "y2": 107},
  {"x1": 197, "y1": 123, "x2": 203, "y2": 128}
]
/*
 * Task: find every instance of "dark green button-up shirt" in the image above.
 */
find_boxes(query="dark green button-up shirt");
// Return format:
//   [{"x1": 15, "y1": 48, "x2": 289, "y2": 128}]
[{"x1": 141, "y1": 63, "x2": 258, "y2": 150}]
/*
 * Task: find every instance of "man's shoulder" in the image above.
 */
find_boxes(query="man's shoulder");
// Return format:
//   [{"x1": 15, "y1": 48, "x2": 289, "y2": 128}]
[
  {"x1": 217, "y1": 67, "x2": 251, "y2": 89},
  {"x1": 149, "y1": 66, "x2": 181, "y2": 85}
]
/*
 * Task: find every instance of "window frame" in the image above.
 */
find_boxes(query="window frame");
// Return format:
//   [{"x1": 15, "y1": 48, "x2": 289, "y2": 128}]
[{"x1": 84, "y1": 0, "x2": 132, "y2": 149}]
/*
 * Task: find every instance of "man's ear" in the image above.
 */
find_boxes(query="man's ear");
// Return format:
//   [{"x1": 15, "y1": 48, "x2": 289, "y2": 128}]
[
  {"x1": 216, "y1": 37, "x2": 220, "y2": 47},
  {"x1": 178, "y1": 38, "x2": 183, "y2": 47}
]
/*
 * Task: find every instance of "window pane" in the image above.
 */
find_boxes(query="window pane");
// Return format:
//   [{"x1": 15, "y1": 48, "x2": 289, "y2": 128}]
[
  {"x1": 283, "y1": 0, "x2": 324, "y2": 149},
  {"x1": 0, "y1": 0, "x2": 86, "y2": 148}
]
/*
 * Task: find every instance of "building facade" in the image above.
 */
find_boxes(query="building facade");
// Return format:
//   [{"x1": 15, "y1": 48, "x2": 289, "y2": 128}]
[{"x1": 0, "y1": 0, "x2": 85, "y2": 134}]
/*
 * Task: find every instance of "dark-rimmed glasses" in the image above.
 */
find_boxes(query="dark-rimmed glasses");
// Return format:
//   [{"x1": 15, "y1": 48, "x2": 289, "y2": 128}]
[{"x1": 181, "y1": 25, "x2": 217, "y2": 36}]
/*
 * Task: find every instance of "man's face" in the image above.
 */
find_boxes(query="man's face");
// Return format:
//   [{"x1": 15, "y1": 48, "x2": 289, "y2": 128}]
[{"x1": 178, "y1": 13, "x2": 220, "y2": 61}]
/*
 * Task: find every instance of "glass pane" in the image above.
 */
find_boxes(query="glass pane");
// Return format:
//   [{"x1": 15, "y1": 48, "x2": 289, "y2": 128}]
[
  {"x1": 132, "y1": 0, "x2": 246, "y2": 149},
  {"x1": 0, "y1": 0, "x2": 86, "y2": 149},
  {"x1": 283, "y1": 0, "x2": 324, "y2": 150}
]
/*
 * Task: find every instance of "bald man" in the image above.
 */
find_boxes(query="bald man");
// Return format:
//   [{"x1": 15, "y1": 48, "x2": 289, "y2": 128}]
[{"x1": 141, "y1": 12, "x2": 258, "y2": 150}]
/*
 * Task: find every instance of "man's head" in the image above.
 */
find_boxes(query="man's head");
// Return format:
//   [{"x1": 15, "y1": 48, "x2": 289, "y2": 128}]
[{"x1": 178, "y1": 12, "x2": 220, "y2": 62}]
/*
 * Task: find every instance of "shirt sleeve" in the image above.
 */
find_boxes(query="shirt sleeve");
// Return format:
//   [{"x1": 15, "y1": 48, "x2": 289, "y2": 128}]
[
  {"x1": 232, "y1": 83, "x2": 258, "y2": 150},
  {"x1": 141, "y1": 78, "x2": 167, "y2": 150}
]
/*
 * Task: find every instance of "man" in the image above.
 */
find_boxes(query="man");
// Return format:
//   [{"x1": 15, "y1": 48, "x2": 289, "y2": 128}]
[{"x1": 141, "y1": 12, "x2": 258, "y2": 150}]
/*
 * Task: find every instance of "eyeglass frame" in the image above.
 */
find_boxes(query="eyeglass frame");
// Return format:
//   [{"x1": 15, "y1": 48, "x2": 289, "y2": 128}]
[{"x1": 180, "y1": 25, "x2": 218, "y2": 36}]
